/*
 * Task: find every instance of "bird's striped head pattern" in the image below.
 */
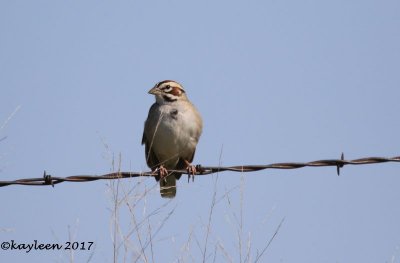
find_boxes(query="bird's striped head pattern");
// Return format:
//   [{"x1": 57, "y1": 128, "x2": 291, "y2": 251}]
[{"x1": 148, "y1": 80, "x2": 186, "y2": 103}]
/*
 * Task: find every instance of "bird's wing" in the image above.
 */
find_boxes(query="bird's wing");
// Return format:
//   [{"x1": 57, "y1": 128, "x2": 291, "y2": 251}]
[{"x1": 142, "y1": 103, "x2": 161, "y2": 170}]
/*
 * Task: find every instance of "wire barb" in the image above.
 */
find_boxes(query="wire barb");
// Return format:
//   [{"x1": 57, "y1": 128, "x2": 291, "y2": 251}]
[
  {"x1": 43, "y1": 170, "x2": 54, "y2": 187},
  {"x1": 0, "y1": 155, "x2": 399, "y2": 188},
  {"x1": 337, "y1": 152, "x2": 345, "y2": 176}
]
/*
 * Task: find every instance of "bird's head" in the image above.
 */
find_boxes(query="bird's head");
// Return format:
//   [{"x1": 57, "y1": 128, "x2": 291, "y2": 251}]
[{"x1": 148, "y1": 80, "x2": 187, "y2": 104}]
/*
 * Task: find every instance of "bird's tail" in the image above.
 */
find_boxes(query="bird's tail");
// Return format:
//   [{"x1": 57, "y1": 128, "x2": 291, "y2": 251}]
[{"x1": 160, "y1": 173, "x2": 180, "y2": 198}]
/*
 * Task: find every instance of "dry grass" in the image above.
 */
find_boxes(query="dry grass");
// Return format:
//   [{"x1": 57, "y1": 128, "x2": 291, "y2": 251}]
[{"x1": 106, "y1": 146, "x2": 284, "y2": 263}]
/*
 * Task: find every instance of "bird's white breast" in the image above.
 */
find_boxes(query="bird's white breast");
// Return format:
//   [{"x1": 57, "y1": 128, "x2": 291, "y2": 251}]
[{"x1": 149, "y1": 101, "x2": 202, "y2": 168}]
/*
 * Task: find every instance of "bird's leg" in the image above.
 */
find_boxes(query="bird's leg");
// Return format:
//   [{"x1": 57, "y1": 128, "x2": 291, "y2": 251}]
[
  {"x1": 155, "y1": 165, "x2": 168, "y2": 182},
  {"x1": 184, "y1": 160, "x2": 196, "y2": 183}
]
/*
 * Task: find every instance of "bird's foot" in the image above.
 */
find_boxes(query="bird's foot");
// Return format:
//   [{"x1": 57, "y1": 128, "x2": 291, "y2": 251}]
[
  {"x1": 185, "y1": 160, "x2": 196, "y2": 183},
  {"x1": 155, "y1": 165, "x2": 168, "y2": 182}
]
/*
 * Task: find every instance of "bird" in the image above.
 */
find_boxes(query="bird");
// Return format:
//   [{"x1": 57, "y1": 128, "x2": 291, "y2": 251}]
[{"x1": 142, "y1": 80, "x2": 203, "y2": 198}]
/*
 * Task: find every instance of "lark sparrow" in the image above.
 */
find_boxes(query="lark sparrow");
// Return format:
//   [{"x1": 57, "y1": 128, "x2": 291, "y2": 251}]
[{"x1": 142, "y1": 80, "x2": 203, "y2": 198}]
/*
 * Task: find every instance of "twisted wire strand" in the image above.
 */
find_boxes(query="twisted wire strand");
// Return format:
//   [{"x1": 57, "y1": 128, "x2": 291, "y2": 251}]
[{"x1": 0, "y1": 154, "x2": 399, "y2": 187}]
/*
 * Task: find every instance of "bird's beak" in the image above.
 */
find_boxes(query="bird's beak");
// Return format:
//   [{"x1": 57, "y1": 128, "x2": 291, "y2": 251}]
[{"x1": 148, "y1": 86, "x2": 160, "y2": 95}]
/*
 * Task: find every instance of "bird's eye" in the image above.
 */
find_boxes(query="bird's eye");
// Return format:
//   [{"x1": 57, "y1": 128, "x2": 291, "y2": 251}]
[{"x1": 163, "y1": 85, "x2": 172, "y2": 92}]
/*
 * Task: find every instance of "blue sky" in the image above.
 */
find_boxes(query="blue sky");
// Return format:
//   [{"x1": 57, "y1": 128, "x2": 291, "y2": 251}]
[{"x1": 1, "y1": 0, "x2": 400, "y2": 262}]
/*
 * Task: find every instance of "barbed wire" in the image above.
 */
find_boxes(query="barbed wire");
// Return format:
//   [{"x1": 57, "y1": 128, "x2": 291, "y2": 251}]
[{"x1": 0, "y1": 154, "x2": 399, "y2": 188}]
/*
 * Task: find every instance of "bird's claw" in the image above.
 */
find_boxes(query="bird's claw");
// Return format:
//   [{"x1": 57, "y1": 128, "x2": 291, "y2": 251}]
[
  {"x1": 186, "y1": 164, "x2": 196, "y2": 183},
  {"x1": 155, "y1": 165, "x2": 168, "y2": 182}
]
